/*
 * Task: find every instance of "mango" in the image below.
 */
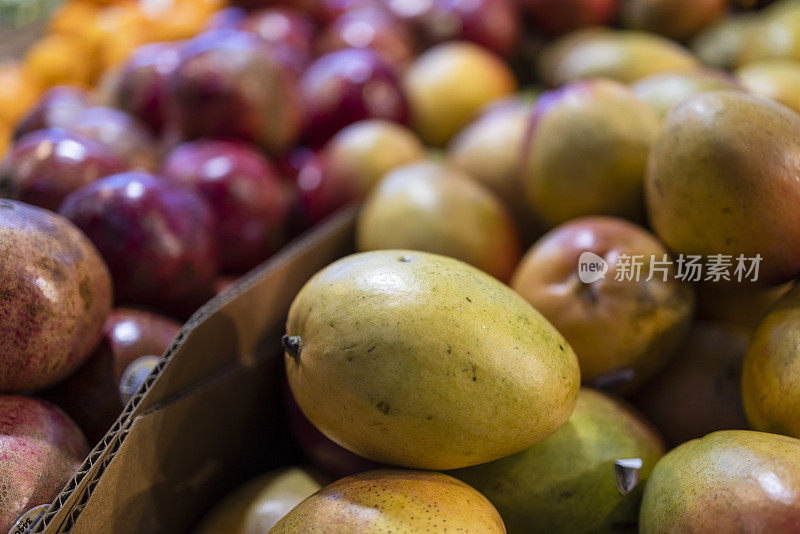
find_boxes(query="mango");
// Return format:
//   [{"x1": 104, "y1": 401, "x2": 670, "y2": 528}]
[
  {"x1": 403, "y1": 41, "x2": 517, "y2": 146},
  {"x1": 737, "y1": 59, "x2": 800, "y2": 114},
  {"x1": 632, "y1": 69, "x2": 741, "y2": 119},
  {"x1": 696, "y1": 282, "x2": 793, "y2": 329},
  {"x1": 284, "y1": 250, "x2": 580, "y2": 470},
  {"x1": 737, "y1": 2, "x2": 800, "y2": 65},
  {"x1": 196, "y1": 467, "x2": 324, "y2": 534},
  {"x1": 446, "y1": 101, "x2": 539, "y2": 237},
  {"x1": 633, "y1": 322, "x2": 750, "y2": 447},
  {"x1": 646, "y1": 91, "x2": 800, "y2": 286},
  {"x1": 269, "y1": 470, "x2": 505, "y2": 533},
  {"x1": 452, "y1": 389, "x2": 664, "y2": 534},
  {"x1": 620, "y1": 0, "x2": 729, "y2": 41},
  {"x1": 521, "y1": 79, "x2": 660, "y2": 228},
  {"x1": 690, "y1": 14, "x2": 759, "y2": 70},
  {"x1": 742, "y1": 284, "x2": 800, "y2": 438},
  {"x1": 356, "y1": 161, "x2": 522, "y2": 282},
  {"x1": 640, "y1": 430, "x2": 800, "y2": 533},
  {"x1": 511, "y1": 216, "x2": 695, "y2": 392},
  {"x1": 539, "y1": 29, "x2": 699, "y2": 86}
]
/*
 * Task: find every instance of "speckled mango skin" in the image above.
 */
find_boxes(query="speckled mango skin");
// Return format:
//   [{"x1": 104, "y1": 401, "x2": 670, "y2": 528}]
[
  {"x1": 269, "y1": 470, "x2": 506, "y2": 533},
  {"x1": 742, "y1": 284, "x2": 800, "y2": 439},
  {"x1": 356, "y1": 162, "x2": 522, "y2": 283},
  {"x1": 0, "y1": 200, "x2": 112, "y2": 393},
  {"x1": 640, "y1": 430, "x2": 800, "y2": 533},
  {"x1": 451, "y1": 389, "x2": 665, "y2": 534},
  {"x1": 285, "y1": 250, "x2": 580, "y2": 470},
  {"x1": 0, "y1": 395, "x2": 88, "y2": 533},
  {"x1": 645, "y1": 91, "x2": 800, "y2": 286}
]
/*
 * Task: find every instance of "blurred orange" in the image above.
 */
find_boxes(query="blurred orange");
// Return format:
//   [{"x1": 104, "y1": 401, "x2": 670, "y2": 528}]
[
  {"x1": 0, "y1": 63, "x2": 42, "y2": 127},
  {"x1": 24, "y1": 33, "x2": 96, "y2": 88},
  {"x1": 0, "y1": 125, "x2": 10, "y2": 158},
  {"x1": 49, "y1": 0, "x2": 103, "y2": 35}
]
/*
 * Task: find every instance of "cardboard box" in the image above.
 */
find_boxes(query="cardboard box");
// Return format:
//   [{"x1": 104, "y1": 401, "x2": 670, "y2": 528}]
[{"x1": 27, "y1": 207, "x2": 358, "y2": 534}]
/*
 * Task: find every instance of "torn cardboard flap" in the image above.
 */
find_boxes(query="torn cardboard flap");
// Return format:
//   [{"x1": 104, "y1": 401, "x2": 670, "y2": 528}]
[{"x1": 30, "y1": 208, "x2": 357, "y2": 534}]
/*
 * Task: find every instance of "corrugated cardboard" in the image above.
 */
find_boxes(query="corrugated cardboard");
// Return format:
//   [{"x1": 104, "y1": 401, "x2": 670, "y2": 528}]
[{"x1": 29, "y1": 207, "x2": 358, "y2": 534}]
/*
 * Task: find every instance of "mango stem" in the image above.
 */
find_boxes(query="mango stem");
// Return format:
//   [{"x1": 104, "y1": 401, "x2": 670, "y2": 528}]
[{"x1": 282, "y1": 335, "x2": 302, "y2": 361}]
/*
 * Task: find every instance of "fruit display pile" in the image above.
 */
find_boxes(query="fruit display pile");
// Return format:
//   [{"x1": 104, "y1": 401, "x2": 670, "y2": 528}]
[{"x1": 2, "y1": 0, "x2": 800, "y2": 532}]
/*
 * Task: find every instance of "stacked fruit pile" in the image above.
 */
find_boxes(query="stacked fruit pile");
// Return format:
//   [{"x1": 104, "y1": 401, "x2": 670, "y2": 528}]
[{"x1": 3, "y1": 0, "x2": 800, "y2": 532}]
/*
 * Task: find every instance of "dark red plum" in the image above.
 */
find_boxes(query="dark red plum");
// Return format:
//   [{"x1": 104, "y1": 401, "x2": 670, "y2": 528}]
[
  {"x1": 0, "y1": 129, "x2": 127, "y2": 212},
  {"x1": 300, "y1": 48, "x2": 409, "y2": 146},
  {"x1": 44, "y1": 308, "x2": 180, "y2": 444},
  {"x1": 278, "y1": 146, "x2": 316, "y2": 184},
  {"x1": 285, "y1": 384, "x2": 382, "y2": 478},
  {"x1": 105, "y1": 42, "x2": 183, "y2": 134},
  {"x1": 59, "y1": 172, "x2": 219, "y2": 318},
  {"x1": 520, "y1": 0, "x2": 619, "y2": 35},
  {"x1": 388, "y1": 0, "x2": 521, "y2": 56},
  {"x1": 242, "y1": 8, "x2": 317, "y2": 54},
  {"x1": 62, "y1": 106, "x2": 157, "y2": 171},
  {"x1": 166, "y1": 30, "x2": 303, "y2": 154},
  {"x1": 295, "y1": 151, "x2": 342, "y2": 225},
  {"x1": 12, "y1": 85, "x2": 90, "y2": 140},
  {"x1": 231, "y1": 0, "x2": 316, "y2": 11},
  {"x1": 240, "y1": 8, "x2": 318, "y2": 75},
  {"x1": 316, "y1": 5, "x2": 416, "y2": 66},
  {"x1": 161, "y1": 139, "x2": 292, "y2": 274},
  {"x1": 313, "y1": 0, "x2": 379, "y2": 23}
]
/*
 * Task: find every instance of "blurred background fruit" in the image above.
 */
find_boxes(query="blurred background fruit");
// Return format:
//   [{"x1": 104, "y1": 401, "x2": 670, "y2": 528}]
[
  {"x1": 404, "y1": 41, "x2": 517, "y2": 145},
  {"x1": 633, "y1": 322, "x2": 750, "y2": 447},
  {"x1": 620, "y1": 0, "x2": 730, "y2": 42},
  {"x1": 520, "y1": 0, "x2": 619, "y2": 36},
  {"x1": 356, "y1": 161, "x2": 522, "y2": 282},
  {"x1": 59, "y1": 171, "x2": 218, "y2": 318},
  {"x1": 296, "y1": 119, "x2": 425, "y2": 224},
  {"x1": 161, "y1": 139, "x2": 293, "y2": 274},
  {"x1": 12, "y1": 85, "x2": 89, "y2": 140},
  {"x1": 631, "y1": 69, "x2": 741, "y2": 119},
  {"x1": 166, "y1": 30, "x2": 303, "y2": 154},
  {"x1": 300, "y1": 47, "x2": 409, "y2": 147},
  {"x1": 539, "y1": 29, "x2": 699, "y2": 85},
  {"x1": 736, "y1": 58, "x2": 800, "y2": 112},
  {"x1": 102, "y1": 41, "x2": 183, "y2": 133},
  {"x1": 0, "y1": 128, "x2": 127, "y2": 211},
  {"x1": 446, "y1": 95, "x2": 541, "y2": 240},
  {"x1": 195, "y1": 467, "x2": 326, "y2": 534},
  {"x1": 315, "y1": 5, "x2": 415, "y2": 67},
  {"x1": 521, "y1": 79, "x2": 659, "y2": 226}
]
